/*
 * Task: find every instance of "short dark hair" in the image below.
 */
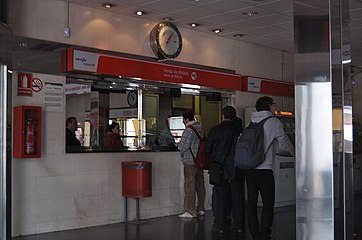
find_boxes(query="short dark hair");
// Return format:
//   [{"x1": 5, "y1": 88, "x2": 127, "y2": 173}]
[
  {"x1": 222, "y1": 106, "x2": 236, "y2": 120},
  {"x1": 182, "y1": 111, "x2": 195, "y2": 121},
  {"x1": 108, "y1": 122, "x2": 120, "y2": 132},
  {"x1": 66, "y1": 117, "x2": 77, "y2": 127},
  {"x1": 255, "y1": 96, "x2": 273, "y2": 111}
]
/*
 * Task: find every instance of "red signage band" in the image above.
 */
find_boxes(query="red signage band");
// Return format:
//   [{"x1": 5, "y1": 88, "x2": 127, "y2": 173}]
[
  {"x1": 241, "y1": 76, "x2": 294, "y2": 97},
  {"x1": 63, "y1": 48, "x2": 242, "y2": 91}
]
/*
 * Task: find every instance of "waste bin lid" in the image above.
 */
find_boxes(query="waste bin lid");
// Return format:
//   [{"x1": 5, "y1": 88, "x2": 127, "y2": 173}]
[{"x1": 122, "y1": 161, "x2": 152, "y2": 169}]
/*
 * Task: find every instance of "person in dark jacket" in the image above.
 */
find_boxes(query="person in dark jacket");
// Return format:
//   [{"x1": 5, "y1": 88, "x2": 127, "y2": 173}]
[
  {"x1": 66, "y1": 117, "x2": 81, "y2": 147},
  {"x1": 205, "y1": 106, "x2": 245, "y2": 235}
]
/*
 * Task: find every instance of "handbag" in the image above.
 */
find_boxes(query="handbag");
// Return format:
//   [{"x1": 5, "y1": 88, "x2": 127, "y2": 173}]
[{"x1": 208, "y1": 163, "x2": 223, "y2": 186}]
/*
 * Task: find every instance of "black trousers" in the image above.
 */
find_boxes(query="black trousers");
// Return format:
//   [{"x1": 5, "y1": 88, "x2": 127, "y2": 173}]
[
  {"x1": 214, "y1": 174, "x2": 245, "y2": 232},
  {"x1": 245, "y1": 169, "x2": 275, "y2": 240}
]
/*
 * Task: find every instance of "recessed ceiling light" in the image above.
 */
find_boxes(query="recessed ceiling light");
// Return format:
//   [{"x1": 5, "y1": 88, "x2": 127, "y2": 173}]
[
  {"x1": 234, "y1": 34, "x2": 244, "y2": 38},
  {"x1": 243, "y1": 11, "x2": 258, "y2": 16},
  {"x1": 136, "y1": 10, "x2": 144, "y2": 16},
  {"x1": 213, "y1": 29, "x2": 221, "y2": 34},
  {"x1": 190, "y1": 23, "x2": 198, "y2": 28},
  {"x1": 163, "y1": 17, "x2": 173, "y2": 21},
  {"x1": 103, "y1": 3, "x2": 113, "y2": 8}
]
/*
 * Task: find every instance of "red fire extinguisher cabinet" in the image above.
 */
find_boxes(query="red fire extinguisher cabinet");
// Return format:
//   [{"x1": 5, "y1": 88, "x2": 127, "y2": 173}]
[
  {"x1": 122, "y1": 161, "x2": 152, "y2": 198},
  {"x1": 13, "y1": 106, "x2": 42, "y2": 158}
]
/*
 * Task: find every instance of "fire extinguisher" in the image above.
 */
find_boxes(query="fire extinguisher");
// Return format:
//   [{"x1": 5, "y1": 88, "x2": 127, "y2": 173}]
[{"x1": 25, "y1": 118, "x2": 37, "y2": 155}]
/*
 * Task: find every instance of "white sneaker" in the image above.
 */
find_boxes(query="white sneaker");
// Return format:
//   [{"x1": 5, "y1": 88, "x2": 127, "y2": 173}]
[
  {"x1": 197, "y1": 210, "x2": 205, "y2": 216},
  {"x1": 178, "y1": 212, "x2": 195, "y2": 218}
]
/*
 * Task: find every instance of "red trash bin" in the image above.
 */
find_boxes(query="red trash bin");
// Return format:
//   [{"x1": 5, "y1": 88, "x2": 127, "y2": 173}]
[{"x1": 122, "y1": 161, "x2": 152, "y2": 198}]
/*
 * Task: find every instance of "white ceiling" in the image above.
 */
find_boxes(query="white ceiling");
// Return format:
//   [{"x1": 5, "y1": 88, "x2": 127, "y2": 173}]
[{"x1": 61, "y1": 0, "x2": 362, "y2": 67}]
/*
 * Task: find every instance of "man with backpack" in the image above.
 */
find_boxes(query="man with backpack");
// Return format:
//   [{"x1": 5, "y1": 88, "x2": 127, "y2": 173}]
[
  {"x1": 178, "y1": 111, "x2": 206, "y2": 218},
  {"x1": 205, "y1": 106, "x2": 245, "y2": 235},
  {"x1": 245, "y1": 96, "x2": 294, "y2": 240}
]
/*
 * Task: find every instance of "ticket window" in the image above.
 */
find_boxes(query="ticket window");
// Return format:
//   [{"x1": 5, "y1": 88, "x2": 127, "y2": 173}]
[{"x1": 66, "y1": 80, "x2": 230, "y2": 152}]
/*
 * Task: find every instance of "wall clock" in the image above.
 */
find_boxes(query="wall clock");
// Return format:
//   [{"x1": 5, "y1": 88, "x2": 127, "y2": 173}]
[
  {"x1": 127, "y1": 90, "x2": 138, "y2": 107},
  {"x1": 150, "y1": 22, "x2": 182, "y2": 59}
]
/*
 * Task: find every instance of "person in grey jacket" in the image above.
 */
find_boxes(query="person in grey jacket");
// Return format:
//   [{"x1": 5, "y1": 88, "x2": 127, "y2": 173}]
[
  {"x1": 178, "y1": 111, "x2": 206, "y2": 218},
  {"x1": 246, "y1": 96, "x2": 294, "y2": 240}
]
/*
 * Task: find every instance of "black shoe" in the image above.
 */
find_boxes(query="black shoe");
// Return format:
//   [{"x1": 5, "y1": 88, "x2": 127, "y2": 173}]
[{"x1": 212, "y1": 226, "x2": 225, "y2": 234}]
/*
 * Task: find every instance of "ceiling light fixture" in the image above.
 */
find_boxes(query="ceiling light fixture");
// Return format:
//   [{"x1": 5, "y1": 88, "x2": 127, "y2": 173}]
[
  {"x1": 190, "y1": 23, "x2": 198, "y2": 28},
  {"x1": 7, "y1": 69, "x2": 13, "y2": 74},
  {"x1": 234, "y1": 34, "x2": 244, "y2": 38},
  {"x1": 163, "y1": 17, "x2": 173, "y2": 21},
  {"x1": 136, "y1": 10, "x2": 144, "y2": 16},
  {"x1": 243, "y1": 11, "x2": 258, "y2": 16},
  {"x1": 103, "y1": 3, "x2": 113, "y2": 8},
  {"x1": 213, "y1": 29, "x2": 221, "y2": 34}
]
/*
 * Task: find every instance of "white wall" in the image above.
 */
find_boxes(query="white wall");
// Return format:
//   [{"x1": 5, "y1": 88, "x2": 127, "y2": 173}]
[{"x1": 12, "y1": 72, "x2": 214, "y2": 236}]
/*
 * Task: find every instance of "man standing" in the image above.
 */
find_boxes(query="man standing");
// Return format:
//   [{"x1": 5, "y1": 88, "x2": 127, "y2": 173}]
[
  {"x1": 66, "y1": 117, "x2": 81, "y2": 147},
  {"x1": 178, "y1": 111, "x2": 206, "y2": 218},
  {"x1": 205, "y1": 106, "x2": 245, "y2": 235},
  {"x1": 246, "y1": 96, "x2": 294, "y2": 240}
]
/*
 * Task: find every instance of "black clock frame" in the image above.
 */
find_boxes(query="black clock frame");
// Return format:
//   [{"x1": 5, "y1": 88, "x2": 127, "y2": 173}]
[{"x1": 150, "y1": 22, "x2": 183, "y2": 59}]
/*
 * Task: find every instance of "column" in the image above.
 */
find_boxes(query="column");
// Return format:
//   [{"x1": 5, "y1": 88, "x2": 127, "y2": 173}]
[
  {"x1": 0, "y1": 64, "x2": 9, "y2": 239},
  {"x1": 294, "y1": 0, "x2": 353, "y2": 238}
]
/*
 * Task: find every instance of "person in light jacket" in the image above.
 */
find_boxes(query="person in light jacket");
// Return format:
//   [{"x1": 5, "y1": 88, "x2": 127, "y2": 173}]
[
  {"x1": 178, "y1": 111, "x2": 206, "y2": 218},
  {"x1": 246, "y1": 96, "x2": 295, "y2": 240}
]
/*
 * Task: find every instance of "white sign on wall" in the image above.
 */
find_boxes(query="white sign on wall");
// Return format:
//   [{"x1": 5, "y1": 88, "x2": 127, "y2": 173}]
[
  {"x1": 66, "y1": 84, "x2": 91, "y2": 95},
  {"x1": 247, "y1": 77, "x2": 262, "y2": 92},
  {"x1": 44, "y1": 82, "x2": 64, "y2": 112},
  {"x1": 73, "y1": 50, "x2": 99, "y2": 72}
]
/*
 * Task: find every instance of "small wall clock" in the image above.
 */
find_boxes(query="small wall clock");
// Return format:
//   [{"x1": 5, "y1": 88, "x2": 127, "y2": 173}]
[{"x1": 127, "y1": 90, "x2": 138, "y2": 107}]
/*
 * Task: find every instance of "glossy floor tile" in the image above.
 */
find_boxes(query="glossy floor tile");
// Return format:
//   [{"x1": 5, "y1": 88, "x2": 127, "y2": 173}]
[{"x1": 12, "y1": 195, "x2": 361, "y2": 240}]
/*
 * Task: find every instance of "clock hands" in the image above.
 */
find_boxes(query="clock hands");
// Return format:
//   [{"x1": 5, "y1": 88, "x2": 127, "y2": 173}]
[{"x1": 166, "y1": 32, "x2": 174, "y2": 45}]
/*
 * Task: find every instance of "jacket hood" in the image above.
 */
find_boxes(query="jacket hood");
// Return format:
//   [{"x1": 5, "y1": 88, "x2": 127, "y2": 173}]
[
  {"x1": 190, "y1": 121, "x2": 202, "y2": 132},
  {"x1": 251, "y1": 110, "x2": 273, "y2": 123}
]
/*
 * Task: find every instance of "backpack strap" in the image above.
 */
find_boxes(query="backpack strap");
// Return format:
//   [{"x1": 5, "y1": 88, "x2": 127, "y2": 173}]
[
  {"x1": 188, "y1": 125, "x2": 202, "y2": 160},
  {"x1": 188, "y1": 125, "x2": 202, "y2": 140},
  {"x1": 260, "y1": 116, "x2": 274, "y2": 153}
]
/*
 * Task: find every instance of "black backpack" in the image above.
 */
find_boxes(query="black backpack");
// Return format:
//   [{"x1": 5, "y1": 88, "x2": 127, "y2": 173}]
[{"x1": 234, "y1": 116, "x2": 272, "y2": 170}]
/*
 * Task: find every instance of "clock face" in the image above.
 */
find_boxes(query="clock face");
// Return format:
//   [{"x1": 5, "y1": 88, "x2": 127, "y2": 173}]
[
  {"x1": 150, "y1": 22, "x2": 182, "y2": 59},
  {"x1": 127, "y1": 91, "x2": 138, "y2": 107}
]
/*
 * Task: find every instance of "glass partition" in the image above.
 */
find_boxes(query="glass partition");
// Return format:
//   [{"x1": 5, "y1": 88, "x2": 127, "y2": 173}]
[{"x1": 65, "y1": 78, "x2": 231, "y2": 153}]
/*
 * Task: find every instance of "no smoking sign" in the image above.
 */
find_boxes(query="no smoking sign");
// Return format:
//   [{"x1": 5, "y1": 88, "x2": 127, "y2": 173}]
[{"x1": 31, "y1": 78, "x2": 43, "y2": 92}]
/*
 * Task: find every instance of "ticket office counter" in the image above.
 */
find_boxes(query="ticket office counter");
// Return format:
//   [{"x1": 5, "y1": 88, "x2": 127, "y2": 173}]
[{"x1": 66, "y1": 78, "x2": 231, "y2": 154}]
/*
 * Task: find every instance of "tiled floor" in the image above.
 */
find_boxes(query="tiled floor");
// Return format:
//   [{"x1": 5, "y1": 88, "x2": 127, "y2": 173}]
[{"x1": 12, "y1": 196, "x2": 361, "y2": 240}]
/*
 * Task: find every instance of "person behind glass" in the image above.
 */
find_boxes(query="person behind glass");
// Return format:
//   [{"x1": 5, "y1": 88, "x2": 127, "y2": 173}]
[
  {"x1": 66, "y1": 117, "x2": 81, "y2": 147},
  {"x1": 155, "y1": 115, "x2": 176, "y2": 147},
  {"x1": 205, "y1": 106, "x2": 245, "y2": 235},
  {"x1": 105, "y1": 122, "x2": 124, "y2": 147},
  {"x1": 246, "y1": 96, "x2": 294, "y2": 240},
  {"x1": 178, "y1": 111, "x2": 206, "y2": 218}
]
